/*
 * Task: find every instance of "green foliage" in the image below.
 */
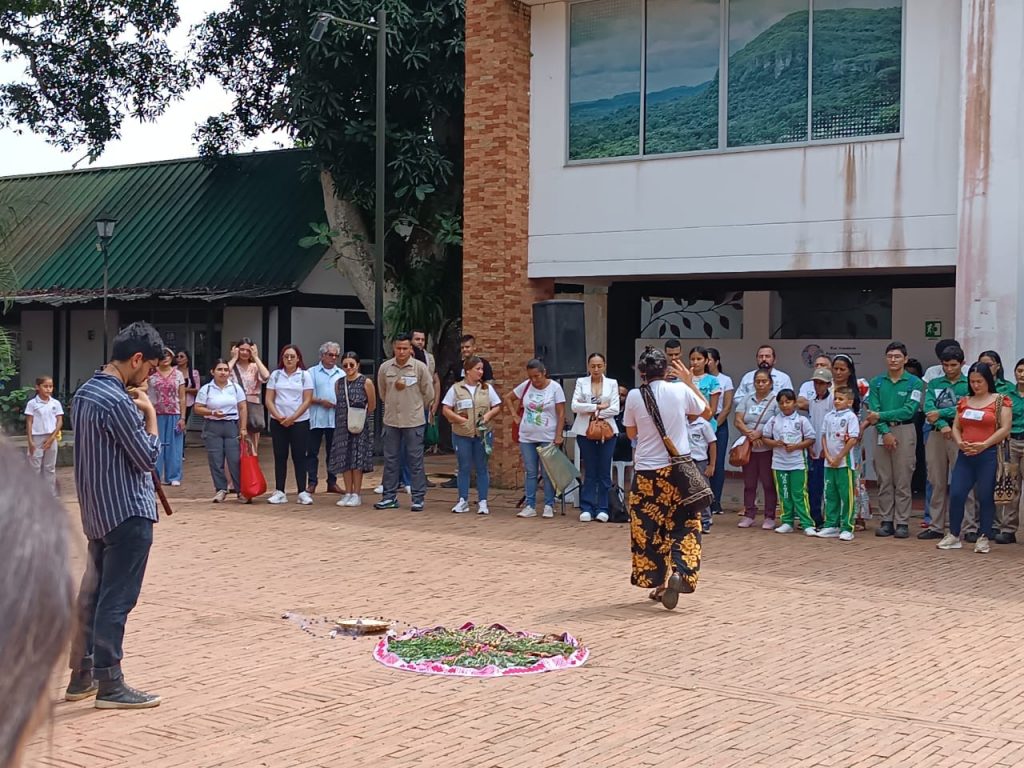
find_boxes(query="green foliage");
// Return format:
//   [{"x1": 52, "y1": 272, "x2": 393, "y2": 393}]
[
  {"x1": 383, "y1": 249, "x2": 459, "y2": 343},
  {"x1": 569, "y1": 6, "x2": 902, "y2": 159},
  {"x1": 0, "y1": 0, "x2": 191, "y2": 157},
  {"x1": 194, "y1": 0, "x2": 465, "y2": 302},
  {"x1": 0, "y1": 386, "x2": 32, "y2": 434}
]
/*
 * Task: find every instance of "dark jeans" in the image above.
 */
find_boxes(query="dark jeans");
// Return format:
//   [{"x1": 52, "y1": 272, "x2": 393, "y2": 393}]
[
  {"x1": 383, "y1": 424, "x2": 426, "y2": 503},
  {"x1": 949, "y1": 446, "x2": 997, "y2": 537},
  {"x1": 808, "y1": 456, "x2": 825, "y2": 527},
  {"x1": 710, "y1": 421, "x2": 728, "y2": 511},
  {"x1": 269, "y1": 419, "x2": 310, "y2": 493},
  {"x1": 307, "y1": 426, "x2": 337, "y2": 487},
  {"x1": 578, "y1": 435, "x2": 616, "y2": 514},
  {"x1": 69, "y1": 516, "x2": 153, "y2": 681}
]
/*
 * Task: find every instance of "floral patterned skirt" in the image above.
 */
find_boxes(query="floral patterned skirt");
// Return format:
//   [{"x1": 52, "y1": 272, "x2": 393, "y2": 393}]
[{"x1": 627, "y1": 463, "x2": 707, "y2": 591}]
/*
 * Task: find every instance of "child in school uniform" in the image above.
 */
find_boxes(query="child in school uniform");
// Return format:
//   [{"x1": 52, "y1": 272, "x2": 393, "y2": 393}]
[
  {"x1": 687, "y1": 413, "x2": 717, "y2": 534},
  {"x1": 816, "y1": 386, "x2": 861, "y2": 541},
  {"x1": 24, "y1": 375, "x2": 64, "y2": 496},
  {"x1": 761, "y1": 388, "x2": 817, "y2": 536}
]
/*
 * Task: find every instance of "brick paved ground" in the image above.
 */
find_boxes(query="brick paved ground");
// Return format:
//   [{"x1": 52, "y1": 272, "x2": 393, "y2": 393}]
[{"x1": 26, "y1": 449, "x2": 1024, "y2": 768}]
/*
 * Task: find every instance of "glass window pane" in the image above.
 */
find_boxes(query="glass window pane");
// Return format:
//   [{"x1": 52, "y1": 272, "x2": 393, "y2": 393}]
[
  {"x1": 771, "y1": 288, "x2": 892, "y2": 339},
  {"x1": 644, "y1": 0, "x2": 721, "y2": 154},
  {"x1": 569, "y1": 0, "x2": 643, "y2": 160},
  {"x1": 727, "y1": 0, "x2": 809, "y2": 147},
  {"x1": 811, "y1": 0, "x2": 902, "y2": 139},
  {"x1": 641, "y1": 292, "x2": 743, "y2": 339}
]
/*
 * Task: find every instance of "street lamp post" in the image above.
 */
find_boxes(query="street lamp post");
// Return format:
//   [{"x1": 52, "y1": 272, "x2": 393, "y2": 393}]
[
  {"x1": 310, "y1": 9, "x2": 386, "y2": 443},
  {"x1": 94, "y1": 216, "x2": 118, "y2": 362}
]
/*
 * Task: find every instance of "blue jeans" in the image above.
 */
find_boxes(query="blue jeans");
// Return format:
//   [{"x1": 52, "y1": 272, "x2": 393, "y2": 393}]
[
  {"x1": 520, "y1": 442, "x2": 555, "y2": 509},
  {"x1": 577, "y1": 435, "x2": 615, "y2": 514},
  {"x1": 949, "y1": 446, "x2": 997, "y2": 537},
  {"x1": 453, "y1": 433, "x2": 490, "y2": 502},
  {"x1": 69, "y1": 516, "x2": 153, "y2": 681},
  {"x1": 156, "y1": 413, "x2": 183, "y2": 483},
  {"x1": 808, "y1": 456, "x2": 825, "y2": 527},
  {"x1": 710, "y1": 421, "x2": 729, "y2": 511}
]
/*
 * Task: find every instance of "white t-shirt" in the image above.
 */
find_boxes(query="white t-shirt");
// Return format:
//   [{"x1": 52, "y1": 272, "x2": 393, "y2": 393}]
[
  {"x1": 762, "y1": 411, "x2": 816, "y2": 471},
  {"x1": 714, "y1": 373, "x2": 734, "y2": 416},
  {"x1": 735, "y1": 368, "x2": 793, "y2": 401},
  {"x1": 687, "y1": 417, "x2": 717, "y2": 462},
  {"x1": 513, "y1": 380, "x2": 566, "y2": 443},
  {"x1": 923, "y1": 364, "x2": 944, "y2": 383},
  {"x1": 24, "y1": 395, "x2": 64, "y2": 435},
  {"x1": 821, "y1": 408, "x2": 861, "y2": 468},
  {"x1": 805, "y1": 388, "x2": 834, "y2": 459},
  {"x1": 196, "y1": 380, "x2": 246, "y2": 419},
  {"x1": 622, "y1": 380, "x2": 706, "y2": 470},
  {"x1": 267, "y1": 368, "x2": 314, "y2": 422},
  {"x1": 442, "y1": 383, "x2": 501, "y2": 409}
]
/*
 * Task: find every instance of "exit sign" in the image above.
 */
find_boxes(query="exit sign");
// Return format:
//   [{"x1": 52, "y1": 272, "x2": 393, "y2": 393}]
[{"x1": 925, "y1": 320, "x2": 943, "y2": 339}]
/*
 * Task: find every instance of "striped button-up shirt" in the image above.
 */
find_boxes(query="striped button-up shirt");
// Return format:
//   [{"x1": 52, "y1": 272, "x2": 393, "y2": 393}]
[{"x1": 73, "y1": 372, "x2": 161, "y2": 540}]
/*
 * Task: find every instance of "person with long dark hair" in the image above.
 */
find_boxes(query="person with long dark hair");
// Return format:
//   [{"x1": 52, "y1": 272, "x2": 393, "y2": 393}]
[
  {"x1": 174, "y1": 348, "x2": 200, "y2": 430},
  {"x1": 265, "y1": 345, "x2": 314, "y2": 505},
  {"x1": 979, "y1": 350, "x2": 1014, "y2": 394},
  {"x1": 937, "y1": 362, "x2": 1011, "y2": 553},
  {"x1": 831, "y1": 354, "x2": 872, "y2": 528},
  {"x1": 329, "y1": 352, "x2": 377, "y2": 508},
  {"x1": 194, "y1": 359, "x2": 248, "y2": 503},
  {"x1": 706, "y1": 347, "x2": 733, "y2": 514},
  {"x1": 622, "y1": 348, "x2": 712, "y2": 609}
]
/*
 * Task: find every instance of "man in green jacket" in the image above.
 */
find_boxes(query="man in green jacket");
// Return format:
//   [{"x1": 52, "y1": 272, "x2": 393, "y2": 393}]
[
  {"x1": 918, "y1": 346, "x2": 972, "y2": 540},
  {"x1": 865, "y1": 342, "x2": 926, "y2": 538}
]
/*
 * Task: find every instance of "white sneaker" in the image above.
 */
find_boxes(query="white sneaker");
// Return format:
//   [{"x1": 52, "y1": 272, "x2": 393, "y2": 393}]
[
  {"x1": 297, "y1": 491, "x2": 313, "y2": 505},
  {"x1": 452, "y1": 498, "x2": 469, "y2": 514},
  {"x1": 268, "y1": 490, "x2": 288, "y2": 504},
  {"x1": 579, "y1": 511, "x2": 593, "y2": 522},
  {"x1": 542, "y1": 505, "x2": 555, "y2": 518},
  {"x1": 374, "y1": 484, "x2": 384, "y2": 494},
  {"x1": 212, "y1": 490, "x2": 227, "y2": 503},
  {"x1": 596, "y1": 512, "x2": 609, "y2": 523},
  {"x1": 839, "y1": 531, "x2": 855, "y2": 541},
  {"x1": 804, "y1": 526, "x2": 819, "y2": 537},
  {"x1": 477, "y1": 500, "x2": 489, "y2": 515},
  {"x1": 937, "y1": 533, "x2": 962, "y2": 550},
  {"x1": 975, "y1": 535, "x2": 991, "y2": 554},
  {"x1": 774, "y1": 523, "x2": 794, "y2": 534},
  {"x1": 347, "y1": 494, "x2": 362, "y2": 507},
  {"x1": 517, "y1": 506, "x2": 537, "y2": 518},
  {"x1": 170, "y1": 480, "x2": 181, "y2": 487},
  {"x1": 337, "y1": 494, "x2": 353, "y2": 507},
  {"x1": 403, "y1": 485, "x2": 412, "y2": 495},
  {"x1": 816, "y1": 527, "x2": 841, "y2": 538}
]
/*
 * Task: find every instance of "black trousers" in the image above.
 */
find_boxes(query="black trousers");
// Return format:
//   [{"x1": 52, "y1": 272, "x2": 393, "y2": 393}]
[
  {"x1": 269, "y1": 419, "x2": 310, "y2": 492},
  {"x1": 69, "y1": 516, "x2": 153, "y2": 681},
  {"x1": 307, "y1": 427, "x2": 336, "y2": 487}
]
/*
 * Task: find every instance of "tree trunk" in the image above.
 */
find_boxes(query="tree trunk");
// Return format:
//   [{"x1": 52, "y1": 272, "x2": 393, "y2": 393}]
[{"x1": 319, "y1": 170, "x2": 394, "y2": 322}]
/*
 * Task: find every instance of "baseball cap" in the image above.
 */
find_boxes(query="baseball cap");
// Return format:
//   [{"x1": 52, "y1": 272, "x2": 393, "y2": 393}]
[{"x1": 812, "y1": 366, "x2": 833, "y2": 383}]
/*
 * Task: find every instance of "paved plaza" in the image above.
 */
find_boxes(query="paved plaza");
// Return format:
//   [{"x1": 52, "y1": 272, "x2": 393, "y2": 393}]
[{"x1": 26, "y1": 450, "x2": 1024, "y2": 768}]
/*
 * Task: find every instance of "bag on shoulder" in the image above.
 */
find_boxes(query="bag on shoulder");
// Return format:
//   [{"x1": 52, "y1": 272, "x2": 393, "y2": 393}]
[
  {"x1": 234, "y1": 365, "x2": 266, "y2": 433},
  {"x1": 728, "y1": 399, "x2": 770, "y2": 467},
  {"x1": 994, "y1": 397, "x2": 1017, "y2": 504},
  {"x1": 343, "y1": 377, "x2": 367, "y2": 434}
]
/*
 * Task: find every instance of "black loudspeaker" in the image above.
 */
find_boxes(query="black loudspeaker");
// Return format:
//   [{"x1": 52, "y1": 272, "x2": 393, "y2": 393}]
[{"x1": 533, "y1": 300, "x2": 587, "y2": 378}]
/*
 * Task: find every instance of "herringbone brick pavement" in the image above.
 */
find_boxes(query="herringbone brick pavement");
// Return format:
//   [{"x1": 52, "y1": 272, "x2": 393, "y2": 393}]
[{"x1": 24, "y1": 451, "x2": 1024, "y2": 767}]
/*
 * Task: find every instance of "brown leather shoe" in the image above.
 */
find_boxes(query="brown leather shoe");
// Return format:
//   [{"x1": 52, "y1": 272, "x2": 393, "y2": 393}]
[
  {"x1": 306, "y1": 483, "x2": 317, "y2": 494},
  {"x1": 326, "y1": 483, "x2": 344, "y2": 494}
]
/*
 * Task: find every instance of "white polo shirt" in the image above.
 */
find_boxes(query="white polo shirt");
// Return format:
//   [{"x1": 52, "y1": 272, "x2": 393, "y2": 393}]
[
  {"x1": 196, "y1": 381, "x2": 246, "y2": 420},
  {"x1": 267, "y1": 368, "x2": 314, "y2": 422},
  {"x1": 24, "y1": 395, "x2": 64, "y2": 435}
]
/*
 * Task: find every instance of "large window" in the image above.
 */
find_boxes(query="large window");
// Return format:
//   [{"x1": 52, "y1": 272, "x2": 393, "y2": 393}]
[{"x1": 567, "y1": 0, "x2": 903, "y2": 161}]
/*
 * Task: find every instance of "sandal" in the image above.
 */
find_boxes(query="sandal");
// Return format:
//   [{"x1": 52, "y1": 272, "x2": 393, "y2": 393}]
[
  {"x1": 648, "y1": 588, "x2": 665, "y2": 602},
  {"x1": 854, "y1": 520, "x2": 867, "y2": 531}
]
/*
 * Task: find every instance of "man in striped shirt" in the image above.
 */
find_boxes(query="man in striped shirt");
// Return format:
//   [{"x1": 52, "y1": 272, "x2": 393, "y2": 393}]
[{"x1": 66, "y1": 322, "x2": 165, "y2": 709}]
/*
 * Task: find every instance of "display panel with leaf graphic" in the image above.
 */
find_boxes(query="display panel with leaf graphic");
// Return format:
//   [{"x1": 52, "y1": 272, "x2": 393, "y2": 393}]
[{"x1": 641, "y1": 293, "x2": 743, "y2": 339}]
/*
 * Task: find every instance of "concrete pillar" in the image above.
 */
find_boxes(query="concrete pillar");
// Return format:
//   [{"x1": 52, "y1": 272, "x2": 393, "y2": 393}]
[
  {"x1": 464, "y1": 0, "x2": 554, "y2": 486},
  {"x1": 955, "y1": 0, "x2": 1024, "y2": 360}
]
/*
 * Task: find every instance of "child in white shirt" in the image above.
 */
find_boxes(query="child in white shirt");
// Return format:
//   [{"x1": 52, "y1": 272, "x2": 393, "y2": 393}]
[
  {"x1": 761, "y1": 389, "x2": 817, "y2": 536},
  {"x1": 817, "y1": 386, "x2": 862, "y2": 541},
  {"x1": 24, "y1": 375, "x2": 64, "y2": 495},
  {"x1": 687, "y1": 415, "x2": 717, "y2": 533}
]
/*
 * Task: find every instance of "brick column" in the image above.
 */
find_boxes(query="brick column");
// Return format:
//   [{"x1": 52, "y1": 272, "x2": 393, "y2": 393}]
[{"x1": 464, "y1": 0, "x2": 553, "y2": 487}]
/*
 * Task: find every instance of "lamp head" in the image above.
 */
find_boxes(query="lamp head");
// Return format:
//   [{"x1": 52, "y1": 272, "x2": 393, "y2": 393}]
[
  {"x1": 310, "y1": 13, "x2": 330, "y2": 42},
  {"x1": 94, "y1": 216, "x2": 117, "y2": 240}
]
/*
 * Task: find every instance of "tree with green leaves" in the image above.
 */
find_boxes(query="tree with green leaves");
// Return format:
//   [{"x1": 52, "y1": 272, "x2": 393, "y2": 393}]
[
  {"x1": 193, "y1": 0, "x2": 464, "y2": 339},
  {"x1": 0, "y1": 0, "x2": 190, "y2": 159}
]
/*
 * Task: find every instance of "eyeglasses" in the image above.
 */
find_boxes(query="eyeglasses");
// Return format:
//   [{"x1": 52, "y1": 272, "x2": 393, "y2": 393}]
[{"x1": 324, "y1": 352, "x2": 339, "y2": 357}]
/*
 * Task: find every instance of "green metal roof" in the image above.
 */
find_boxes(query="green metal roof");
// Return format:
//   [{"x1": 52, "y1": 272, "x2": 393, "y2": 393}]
[{"x1": 0, "y1": 149, "x2": 328, "y2": 304}]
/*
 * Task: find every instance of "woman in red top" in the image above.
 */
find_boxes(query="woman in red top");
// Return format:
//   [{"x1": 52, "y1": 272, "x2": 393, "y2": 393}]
[{"x1": 939, "y1": 362, "x2": 1012, "y2": 553}]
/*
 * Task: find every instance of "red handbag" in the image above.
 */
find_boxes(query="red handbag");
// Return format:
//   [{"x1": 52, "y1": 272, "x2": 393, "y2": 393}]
[{"x1": 240, "y1": 437, "x2": 267, "y2": 500}]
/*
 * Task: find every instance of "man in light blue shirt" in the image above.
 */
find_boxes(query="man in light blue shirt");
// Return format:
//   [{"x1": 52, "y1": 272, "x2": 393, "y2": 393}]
[{"x1": 307, "y1": 341, "x2": 344, "y2": 494}]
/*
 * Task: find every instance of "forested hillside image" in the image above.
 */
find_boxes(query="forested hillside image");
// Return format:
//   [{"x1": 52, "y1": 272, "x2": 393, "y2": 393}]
[{"x1": 568, "y1": 0, "x2": 902, "y2": 160}]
